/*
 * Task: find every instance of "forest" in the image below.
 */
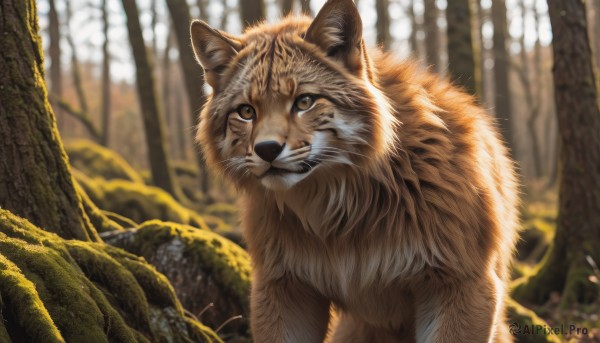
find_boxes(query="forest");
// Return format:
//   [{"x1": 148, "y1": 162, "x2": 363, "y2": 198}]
[{"x1": 0, "y1": 0, "x2": 599, "y2": 342}]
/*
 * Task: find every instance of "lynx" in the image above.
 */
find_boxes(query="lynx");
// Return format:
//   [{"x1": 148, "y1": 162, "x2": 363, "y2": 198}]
[{"x1": 191, "y1": 0, "x2": 519, "y2": 341}]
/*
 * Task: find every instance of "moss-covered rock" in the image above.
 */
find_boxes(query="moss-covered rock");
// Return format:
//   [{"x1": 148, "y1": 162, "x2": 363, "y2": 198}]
[
  {"x1": 104, "y1": 220, "x2": 251, "y2": 339},
  {"x1": 74, "y1": 174, "x2": 210, "y2": 230},
  {"x1": 506, "y1": 299, "x2": 562, "y2": 343},
  {"x1": 65, "y1": 140, "x2": 144, "y2": 184},
  {"x1": 0, "y1": 209, "x2": 221, "y2": 343}
]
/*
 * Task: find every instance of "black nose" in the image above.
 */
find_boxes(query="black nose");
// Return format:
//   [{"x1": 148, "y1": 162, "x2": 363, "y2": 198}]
[{"x1": 254, "y1": 141, "x2": 284, "y2": 162}]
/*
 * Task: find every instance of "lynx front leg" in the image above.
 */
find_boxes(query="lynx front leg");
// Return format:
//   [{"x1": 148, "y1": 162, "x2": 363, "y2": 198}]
[
  {"x1": 251, "y1": 271, "x2": 330, "y2": 343},
  {"x1": 415, "y1": 271, "x2": 508, "y2": 343}
]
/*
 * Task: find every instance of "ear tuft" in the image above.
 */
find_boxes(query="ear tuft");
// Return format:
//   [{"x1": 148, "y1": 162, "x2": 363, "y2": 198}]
[
  {"x1": 304, "y1": 0, "x2": 363, "y2": 74},
  {"x1": 190, "y1": 20, "x2": 241, "y2": 91}
]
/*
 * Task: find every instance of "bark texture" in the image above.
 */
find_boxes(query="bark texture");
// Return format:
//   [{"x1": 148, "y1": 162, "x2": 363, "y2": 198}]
[
  {"x1": 240, "y1": 0, "x2": 266, "y2": 29},
  {"x1": 446, "y1": 0, "x2": 477, "y2": 94},
  {"x1": 513, "y1": 0, "x2": 600, "y2": 307},
  {"x1": 0, "y1": 0, "x2": 98, "y2": 241},
  {"x1": 121, "y1": 0, "x2": 180, "y2": 198},
  {"x1": 491, "y1": 0, "x2": 514, "y2": 153}
]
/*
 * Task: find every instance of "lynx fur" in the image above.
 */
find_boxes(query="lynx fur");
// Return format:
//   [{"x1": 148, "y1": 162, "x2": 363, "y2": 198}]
[{"x1": 191, "y1": 0, "x2": 519, "y2": 341}]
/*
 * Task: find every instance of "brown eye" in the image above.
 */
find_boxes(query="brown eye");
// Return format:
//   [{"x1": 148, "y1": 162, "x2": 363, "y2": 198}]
[
  {"x1": 294, "y1": 94, "x2": 315, "y2": 112},
  {"x1": 237, "y1": 105, "x2": 256, "y2": 120}
]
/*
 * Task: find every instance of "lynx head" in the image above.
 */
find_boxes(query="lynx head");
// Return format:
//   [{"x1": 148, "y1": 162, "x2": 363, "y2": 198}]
[{"x1": 191, "y1": 0, "x2": 395, "y2": 191}]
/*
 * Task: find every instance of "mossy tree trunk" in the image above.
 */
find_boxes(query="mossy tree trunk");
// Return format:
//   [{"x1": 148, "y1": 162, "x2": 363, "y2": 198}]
[
  {"x1": 164, "y1": 0, "x2": 211, "y2": 195},
  {"x1": 446, "y1": 0, "x2": 477, "y2": 95},
  {"x1": 424, "y1": 0, "x2": 439, "y2": 72},
  {"x1": 513, "y1": 0, "x2": 600, "y2": 308},
  {"x1": 240, "y1": 0, "x2": 266, "y2": 29},
  {"x1": 491, "y1": 0, "x2": 514, "y2": 153},
  {"x1": 0, "y1": 0, "x2": 99, "y2": 242},
  {"x1": 121, "y1": 0, "x2": 181, "y2": 198}
]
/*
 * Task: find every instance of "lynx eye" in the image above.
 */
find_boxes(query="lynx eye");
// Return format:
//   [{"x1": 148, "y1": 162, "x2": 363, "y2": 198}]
[
  {"x1": 293, "y1": 94, "x2": 315, "y2": 112},
  {"x1": 237, "y1": 105, "x2": 256, "y2": 121}
]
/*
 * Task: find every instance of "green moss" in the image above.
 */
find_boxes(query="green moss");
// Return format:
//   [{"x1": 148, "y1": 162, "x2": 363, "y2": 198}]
[
  {"x1": 506, "y1": 299, "x2": 562, "y2": 343},
  {"x1": 0, "y1": 209, "x2": 221, "y2": 342},
  {"x1": 105, "y1": 221, "x2": 251, "y2": 336},
  {"x1": 103, "y1": 210, "x2": 139, "y2": 228},
  {"x1": 76, "y1": 177, "x2": 210, "y2": 230},
  {"x1": 77, "y1": 182, "x2": 124, "y2": 233},
  {"x1": 65, "y1": 140, "x2": 144, "y2": 184},
  {"x1": 0, "y1": 253, "x2": 64, "y2": 342}
]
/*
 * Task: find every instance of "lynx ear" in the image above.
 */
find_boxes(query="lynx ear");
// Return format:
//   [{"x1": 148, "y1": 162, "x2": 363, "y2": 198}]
[
  {"x1": 304, "y1": 0, "x2": 363, "y2": 74},
  {"x1": 190, "y1": 20, "x2": 241, "y2": 91}
]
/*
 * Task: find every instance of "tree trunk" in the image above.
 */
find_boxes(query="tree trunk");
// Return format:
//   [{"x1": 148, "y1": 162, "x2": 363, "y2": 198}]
[
  {"x1": 300, "y1": 0, "x2": 311, "y2": 15},
  {"x1": 281, "y1": 0, "x2": 293, "y2": 15},
  {"x1": 121, "y1": 0, "x2": 180, "y2": 198},
  {"x1": 375, "y1": 0, "x2": 391, "y2": 50},
  {"x1": 491, "y1": 0, "x2": 515, "y2": 154},
  {"x1": 165, "y1": 0, "x2": 210, "y2": 194},
  {"x1": 47, "y1": 0, "x2": 62, "y2": 129},
  {"x1": 446, "y1": 0, "x2": 477, "y2": 94},
  {"x1": 240, "y1": 0, "x2": 266, "y2": 29},
  {"x1": 151, "y1": 0, "x2": 158, "y2": 59},
  {"x1": 196, "y1": 0, "x2": 209, "y2": 21},
  {"x1": 513, "y1": 0, "x2": 600, "y2": 308},
  {"x1": 424, "y1": 0, "x2": 439, "y2": 71},
  {"x1": 176, "y1": 85, "x2": 188, "y2": 161},
  {"x1": 220, "y1": 0, "x2": 230, "y2": 29},
  {"x1": 517, "y1": 0, "x2": 542, "y2": 179},
  {"x1": 163, "y1": 23, "x2": 174, "y2": 156},
  {"x1": 0, "y1": 0, "x2": 99, "y2": 241},
  {"x1": 473, "y1": 0, "x2": 487, "y2": 102},
  {"x1": 407, "y1": 1, "x2": 419, "y2": 57},
  {"x1": 101, "y1": 0, "x2": 112, "y2": 146},
  {"x1": 65, "y1": 0, "x2": 89, "y2": 116},
  {"x1": 590, "y1": 1, "x2": 600, "y2": 72}
]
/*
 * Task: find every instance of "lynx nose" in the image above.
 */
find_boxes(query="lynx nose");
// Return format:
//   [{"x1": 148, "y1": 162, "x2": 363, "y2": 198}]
[{"x1": 254, "y1": 141, "x2": 284, "y2": 162}]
